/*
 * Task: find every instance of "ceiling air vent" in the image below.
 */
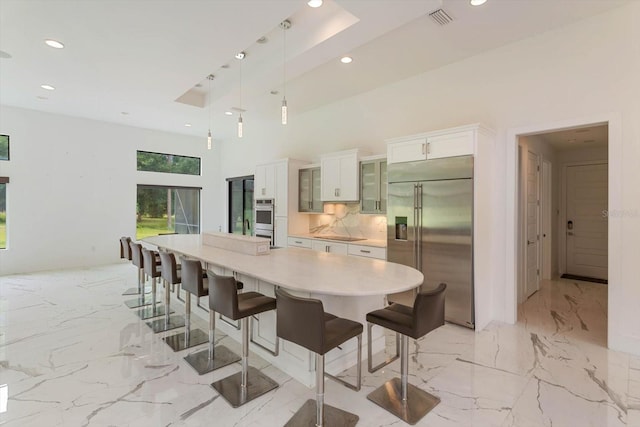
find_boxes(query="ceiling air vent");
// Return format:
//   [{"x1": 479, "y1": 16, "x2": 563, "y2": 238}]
[{"x1": 429, "y1": 9, "x2": 453, "y2": 26}]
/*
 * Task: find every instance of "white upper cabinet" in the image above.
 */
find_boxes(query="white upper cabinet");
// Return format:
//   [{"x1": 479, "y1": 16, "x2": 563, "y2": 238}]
[
  {"x1": 320, "y1": 149, "x2": 364, "y2": 202},
  {"x1": 387, "y1": 125, "x2": 477, "y2": 164},
  {"x1": 426, "y1": 130, "x2": 473, "y2": 160},
  {"x1": 254, "y1": 163, "x2": 276, "y2": 199},
  {"x1": 387, "y1": 138, "x2": 427, "y2": 164}
]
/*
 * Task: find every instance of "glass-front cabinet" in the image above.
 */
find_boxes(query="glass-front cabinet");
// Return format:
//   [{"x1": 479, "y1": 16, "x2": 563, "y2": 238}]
[
  {"x1": 298, "y1": 166, "x2": 322, "y2": 213},
  {"x1": 360, "y1": 158, "x2": 387, "y2": 214}
]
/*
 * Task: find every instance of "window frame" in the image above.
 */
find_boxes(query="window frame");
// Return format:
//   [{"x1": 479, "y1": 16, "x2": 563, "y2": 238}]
[
  {"x1": 0, "y1": 134, "x2": 9, "y2": 161},
  {"x1": 135, "y1": 184, "x2": 202, "y2": 240},
  {"x1": 136, "y1": 150, "x2": 201, "y2": 176}
]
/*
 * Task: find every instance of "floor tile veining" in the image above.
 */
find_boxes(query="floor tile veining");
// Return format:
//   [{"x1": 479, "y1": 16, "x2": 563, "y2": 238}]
[{"x1": 0, "y1": 267, "x2": 634, "y2": 426}]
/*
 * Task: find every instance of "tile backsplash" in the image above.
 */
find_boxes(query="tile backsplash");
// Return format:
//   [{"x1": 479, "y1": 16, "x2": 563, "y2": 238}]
[{"x1": 308, "y1": 203, "x2": 387, "y2": 240}]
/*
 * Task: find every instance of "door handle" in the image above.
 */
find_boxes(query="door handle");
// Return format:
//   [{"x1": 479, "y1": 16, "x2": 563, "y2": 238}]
[
  {"x1": 567, "y1": 232, "x2": 574, "y2": 236},
  {"x1": 527, "y1": 240, "x2": 535, "y2": 245}
]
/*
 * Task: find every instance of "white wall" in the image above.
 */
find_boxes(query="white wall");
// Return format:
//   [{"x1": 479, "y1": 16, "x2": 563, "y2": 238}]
[
  {"x1": 0, "y1": 106, "x2": 215, "y2": 275},
  {"x1": 2, "y1": 2, "x2": 639, "y2": 353}
]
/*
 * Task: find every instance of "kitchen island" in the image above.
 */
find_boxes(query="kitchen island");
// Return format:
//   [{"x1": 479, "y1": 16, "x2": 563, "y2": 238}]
[{"x1": 144, "y1": 233, "x2": 423, "y2": 386}]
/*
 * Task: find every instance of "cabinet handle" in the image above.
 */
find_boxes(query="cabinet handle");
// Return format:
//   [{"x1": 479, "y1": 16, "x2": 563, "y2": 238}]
[
  {"x1": 426, "y1": 142, "x2": 431, "y2": 155},
  {"x1": 262, "y1": 188, "x2": 265, "y2": 195},
  {"x1": 360, "y1": 249, "x2": 371, "y2": 254},
  {"x1": 309, "y1": 201, "x2": 312, "y2": 209},
  {"x1": 422, "y1": 143, "x2": 426, "y2": 155},
  {"x1": 295, "y1": 241, "x2": 302, "y2": 244},
  {"x1": 326, "y1": 245, "x2": 329, "y2": 253},
  {"x1": 337, "y1": 188, "x2": 340, "y2": 197}
]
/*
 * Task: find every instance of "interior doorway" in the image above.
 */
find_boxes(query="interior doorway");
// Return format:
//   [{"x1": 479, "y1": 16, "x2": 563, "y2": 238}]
[
  {"x1": 515, "y1": 122, "x2": 609, "y2": 344},
  {"x1": 227, "y1": 175, "x2": 254, "y2": 236}
]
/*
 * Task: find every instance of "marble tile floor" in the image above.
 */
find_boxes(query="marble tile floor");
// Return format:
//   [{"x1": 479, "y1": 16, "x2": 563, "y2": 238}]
[{"x1": 0, "y1": 265, "x2": 636, "y2": 426}]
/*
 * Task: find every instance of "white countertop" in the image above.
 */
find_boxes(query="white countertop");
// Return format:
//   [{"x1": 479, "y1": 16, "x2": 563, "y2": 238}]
[
  {"x1": 288, "y1": 233, "x2": 387, "y2": 248},
  {"x1": 145, "y1": 234, "x2": 420, "y2": 296}
]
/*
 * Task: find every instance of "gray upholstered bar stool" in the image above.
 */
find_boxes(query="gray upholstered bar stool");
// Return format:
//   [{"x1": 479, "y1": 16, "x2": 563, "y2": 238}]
[
  {"x1": 120, "y1": 236, "x2": 139, "y2": 296},
  {"x1": 146, "y1": 251, "x2": 186, "y2": 333},
  {"x1": 123, "y1": 243, "x2": 152, "y2": 309},
  {"x1": 136, "y1": 248, "x2": 171, "y2": 320},
  {"x1": 163, "y1": 258, "x2": 209, "y2": 351},
  {"x1": 182, "y1": 270, "x2": 243, "y2": 375},
  {"x1": 366, "y1": 283, "x2": 446, "y2": 425},
  {"x1": 276, "y1": 289, "x2": 363, "y2": 427},
  {"x1": 209, "y1": 275, "x2": 278, "y2": 408}
]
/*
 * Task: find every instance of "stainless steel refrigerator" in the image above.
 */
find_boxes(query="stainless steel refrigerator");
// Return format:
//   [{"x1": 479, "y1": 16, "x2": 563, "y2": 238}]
[{"x1": 387, "y1": 156, "x2": 474, "y2": 329}]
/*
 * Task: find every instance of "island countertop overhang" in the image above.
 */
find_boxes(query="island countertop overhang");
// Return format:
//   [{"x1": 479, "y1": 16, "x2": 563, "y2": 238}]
[{"x1": 144, "y1": 234, "x2": 423, "y2": 297}]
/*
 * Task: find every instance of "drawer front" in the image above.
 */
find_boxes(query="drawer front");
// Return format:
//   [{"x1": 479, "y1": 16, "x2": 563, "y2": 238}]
[
  {"x1": 348, "y1": 244, "x2": 387, "y2": 260},
  {"x1": 287, "y1": 237, "x2": 312, "y2": 249}
]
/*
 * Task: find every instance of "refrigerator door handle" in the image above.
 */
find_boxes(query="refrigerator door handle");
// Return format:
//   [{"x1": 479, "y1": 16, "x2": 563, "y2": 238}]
[
  {"x1": 417, "y1": 183, "x2": 423, "y2": 271},
  {"x1": 413, "y1": 184, "x2": 419, "y2": 269}
]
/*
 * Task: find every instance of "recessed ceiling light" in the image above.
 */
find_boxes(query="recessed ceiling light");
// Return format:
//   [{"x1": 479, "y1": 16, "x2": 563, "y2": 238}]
[
  {"x1": 225, "y1": 111, "x2": 233, "y2": 116},
  {"x1": 256, "y1": 36, "x2": 268, "y2": 44},
  {"x1": 470, "y1": 0, "x2": 487, "y2": 5},
  {"x1": 121, "y1": 112, "x2": 129, "y2": 116},
  {"x1": 45, "y1": 39, "x2": 65, "y2": 49},
  {"x1": 40, "y1": 84, "x2": 55, "y2": 91},
  {"x1": 308, "y1": 0, "x2": 323, "y2": 7},
  {"x1": 37, "y1": 96, "x2": 48, "y2": 100},
  {"x1": 270, "y1": 90, "x2": 279, "y2": 95},
  {"x1": 0, "y1": 50, "x2": 12, "y2": 59},
  {"x1": 340, "y1": 56, "x2": 353, "y2": 64},
  {"x1": 185, "y1": 123, "x2": 192, "y2": 127},
  {"x1": 235, "y1": 52, "x2": 246, "y2": 60},
  {"x1": 221, "y1": 64, "x2": 230, "y2": 69}
]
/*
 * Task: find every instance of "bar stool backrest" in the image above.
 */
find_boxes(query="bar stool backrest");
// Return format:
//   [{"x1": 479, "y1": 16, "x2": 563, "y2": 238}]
[
  {"x1": 142, "y1": 248, "x2": 160, "y2": 277},
  {"x1": 130, "y1": 243, "x2": 144, "y2": 269},
  {"x1": 159, "y1": 252, "x2": 179, "y2": 284},
  {"x1": 181, "y1": 259, "x2": 205, "y2": 296},
  {"x1": 412, "y1": 283, "x2": 446, "y2": 338},
  {"x1": 120, "y1": 237, "x2": 132, "y2": 260},
  {"x1": 208, "y1": 275, "x2": 240, "y2": 320},
  {"x1": 275, "y1": 289, "x2": 325, "y2": 355}
]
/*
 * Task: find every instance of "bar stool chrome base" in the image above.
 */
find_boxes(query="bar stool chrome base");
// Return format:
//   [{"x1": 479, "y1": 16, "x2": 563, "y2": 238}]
[
  {"x1": 184, "y1": 345, "x2": 240, "y2": 375},
  {"x1": 146, "y1": 315, "x2": 185, "y2": 333},
  {"x1": 163, "y1": 329, "x2": 208, "y2": 352},
  {"x1": 124, "y1": 296, "x2": 152, "y2": 309},
  {"x1": 284, "y1": 399, "x2": 358, "y2": 427},
  {"x1": 135, "y1": 305, "x2": 173, "y2": 320},
  {"x1": 211, "y1": 366, "x2": 278, "y2": 408},
  {"x1": 367, "y1": 377, "x2": 440, "y2": 425},
  {"x1": 122, "y1": 286, "x2": 151, "y2": 296}
]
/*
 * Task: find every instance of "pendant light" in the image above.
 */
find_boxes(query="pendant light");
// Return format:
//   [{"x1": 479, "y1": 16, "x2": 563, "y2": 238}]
[
  {"x1": 206, "y1": 74, "x2": 214, "y2": 149},
  {"x1": 280, "y1": 20, "x2": 291, "y2": 125},
  {"x1": 236, "y1": 52, "x2": 245, "y2": 138}
]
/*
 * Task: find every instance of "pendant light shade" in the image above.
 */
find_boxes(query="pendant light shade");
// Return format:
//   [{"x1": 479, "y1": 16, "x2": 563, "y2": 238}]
[
  {"x1": 236, "y1": 52, "x2": 245, "y2": 138},
  {"x1": 238, "y1": 114, "x2": 243, "y2": 138},
  {"x1": 281, "y1": 98, "x2": 287, "y2": 125},
  {"x1": 207, "y1": 74, "x2": 214, "y2": 150},
  {"x1": 280, "y1": 20, "x2": 291, "y2": 125}
]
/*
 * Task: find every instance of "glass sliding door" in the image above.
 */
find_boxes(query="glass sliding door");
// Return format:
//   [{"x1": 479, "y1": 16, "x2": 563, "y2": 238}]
[
  {"x1": 227, "y1": 176, "x2": 254, "y2": 235},
  {"x1": 136, "y1": 185, "x2": 201, "y2": 239}
]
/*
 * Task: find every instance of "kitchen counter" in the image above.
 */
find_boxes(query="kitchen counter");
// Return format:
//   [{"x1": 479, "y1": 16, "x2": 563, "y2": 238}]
[{"x1": 288, "y1": 233, "x2": 387, "y2": 248}]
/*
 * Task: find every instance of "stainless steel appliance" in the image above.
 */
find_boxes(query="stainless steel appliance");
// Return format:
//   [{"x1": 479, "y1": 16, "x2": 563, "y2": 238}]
[
  {"x1": 387, "y1": 156, "x2": 474, "y2": 328},
  {"x1": 254, "y1": 199, "x2": 274, "y2": 246}
]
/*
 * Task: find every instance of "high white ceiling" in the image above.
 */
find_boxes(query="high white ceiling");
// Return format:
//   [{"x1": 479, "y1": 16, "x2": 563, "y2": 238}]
[{"x1": 0, "y1": 0, "x2": 629, "y2": 144}]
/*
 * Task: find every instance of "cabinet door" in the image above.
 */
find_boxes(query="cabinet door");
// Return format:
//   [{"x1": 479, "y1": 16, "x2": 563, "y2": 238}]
[
  {"x1": 379, "y1": 160, "x2": 387, "y2": 213},
  {"x1": 311, "y1": 240, "x2": 347, "y2": 255},
  {"x1": 250, "y1": 280, "x2": 278, "y2": 354},
  {"x1": 274, "y1": 216, "x2": 287, "y2": 248},
  {"x1": 287, "y1": 236, "x2": 312, "y2": 248},
  {"x1": 426, "y1": 130, "x2": 473, "y2": 159},
  {"x1": 274, "y1": 162, "x2": 287, "y2": 216},
  {"x1": 321, "y1": 157, "x2": 341, "y2": 201},
  {"x1": 387, "y1": 138, "x2": 427, "y2": 164},
  {"x1": 299, "y1": 169, "x2": 312, "y2": 212},
  {"x1": 254, "y1": 164, "x2": 267, "y2": 198},
  {"x1": 360, "y1": 161, "x2": 378, "y2": 213},
  {"x1": 311, "y1": 168, "x2": 323, "y2": 212}
]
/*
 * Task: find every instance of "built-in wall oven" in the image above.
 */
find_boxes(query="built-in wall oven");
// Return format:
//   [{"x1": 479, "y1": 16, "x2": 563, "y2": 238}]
[{"x1": 254, "y1": 199, "x2": 274, "y2": 246}]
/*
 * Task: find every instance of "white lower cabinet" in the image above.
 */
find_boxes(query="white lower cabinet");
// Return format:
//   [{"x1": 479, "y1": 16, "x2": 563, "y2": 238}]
[
  {"x1": 311, "y1": 240, "x2": 348, "y2": 255},
  {"x1": 250, "y1": 279, "x2": 278, "y2": 354},
  {"x1": 347, "y1": 244, "x2": 386, "y2": 260},
  {"x1": 287, "y1": 236, "x2": 312, "y2": 248}
]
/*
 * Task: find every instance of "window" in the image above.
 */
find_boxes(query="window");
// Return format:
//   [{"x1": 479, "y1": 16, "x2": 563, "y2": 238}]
[
  {"x1": 0, "y1": 178, "x2": 8, "y2": 249},
  {"x1": 0, "y1": 135, "x2": 9, "y2": 160},
  {"x1": 136, "y1": 150, "x2": 200, "y2": 175},
  {"x1": 227, "y1": 176, "x2": 254, "y2": 235},
  {"x1": 136, "y1": 185, "x2": 200, "y2": 240}
]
